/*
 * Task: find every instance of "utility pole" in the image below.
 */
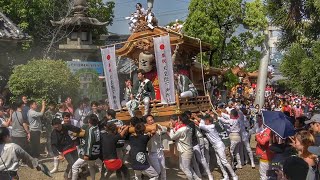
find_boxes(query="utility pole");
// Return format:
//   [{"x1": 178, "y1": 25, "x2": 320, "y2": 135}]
[{"x1": 254, "y1": 28, "x2": 270, "y2": 108}]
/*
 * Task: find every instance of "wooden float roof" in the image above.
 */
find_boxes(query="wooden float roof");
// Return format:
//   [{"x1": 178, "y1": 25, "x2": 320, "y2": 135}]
[{"x1": 115, "y1": 26, "x2": 212, "y2": 58}]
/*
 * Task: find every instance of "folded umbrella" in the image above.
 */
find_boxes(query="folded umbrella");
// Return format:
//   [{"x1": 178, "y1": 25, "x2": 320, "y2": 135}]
[
  {"x1": 37, "y1": 163, "x2": 52, "y2": 178},
  {"x1": 261, "y1": 111, "x2": 295, "y2": 139}
]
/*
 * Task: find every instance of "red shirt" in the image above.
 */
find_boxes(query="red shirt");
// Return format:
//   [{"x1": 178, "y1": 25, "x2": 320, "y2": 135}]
[{"x1": 255, "y1": 128, "x2": 274, "y2": 161}]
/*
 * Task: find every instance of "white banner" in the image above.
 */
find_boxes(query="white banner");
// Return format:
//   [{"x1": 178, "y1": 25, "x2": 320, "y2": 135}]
[
  {"x1": 153, "y1": 35, "x2": 176, "y2": 104},
  {"x1": 101, "y1": 46, "x2": 121, "y2": 110}
]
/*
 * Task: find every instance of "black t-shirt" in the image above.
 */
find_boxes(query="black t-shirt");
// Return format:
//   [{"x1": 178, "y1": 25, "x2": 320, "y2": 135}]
[
  {"x1": 188, "y1": 122, "x2": 199, "y2": 146},
  {"x1": 101, "y1": 132, "x2": 122, "y2": 160},
  {"x1": 128, "y1": 134, "x2": 150, "y2": 170},
  {"x1": 51, "y1": 124, "x2": 81, "y2": 156}
]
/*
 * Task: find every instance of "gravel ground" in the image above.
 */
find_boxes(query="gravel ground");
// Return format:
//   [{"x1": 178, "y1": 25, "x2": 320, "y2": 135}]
[
  {"x1": 18, "y1": 136, "x2": 260, "y2": 180},
  {"x1": 18, "y1": 161, "x2": 259, "y2": 180}
]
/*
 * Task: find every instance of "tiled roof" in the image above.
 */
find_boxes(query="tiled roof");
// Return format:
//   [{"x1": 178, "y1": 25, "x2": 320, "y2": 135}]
[{"x1": 0, "y1": 12, "x2": 30, "y2": 40}]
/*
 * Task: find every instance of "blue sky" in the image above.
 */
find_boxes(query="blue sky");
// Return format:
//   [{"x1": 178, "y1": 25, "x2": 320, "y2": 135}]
[{"x1": 106, "y1": 0, "x2": 190, "y2": 34}]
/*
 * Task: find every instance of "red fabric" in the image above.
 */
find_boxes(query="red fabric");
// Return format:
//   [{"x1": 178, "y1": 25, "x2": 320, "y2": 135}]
[
  {"x1": 283, "y1": 106, "x2": 291, "y2": 113},
  {"x1": 104, "y1": 159, "x2": 123, "y2": 171},
  {"x1": 255, "y1": 128, "x2": 274, "y2": 161},
  {"x1": 62, "y1": 146, "x2": 77, "y2": 156},
  {"x1": 174, "y1": 122, "x2": 186, "y2": 131},
  {"x1": 154, "y1": 87, "x2": 161, "y2": 100}
]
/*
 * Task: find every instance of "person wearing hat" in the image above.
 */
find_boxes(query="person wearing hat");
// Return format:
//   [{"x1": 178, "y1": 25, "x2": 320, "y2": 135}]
[{"x1": 305, "y1": 114, "x2": 320, "y2": 146}]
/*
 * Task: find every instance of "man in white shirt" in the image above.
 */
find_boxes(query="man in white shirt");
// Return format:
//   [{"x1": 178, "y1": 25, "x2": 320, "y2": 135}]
[
  {"x1": 237, "y1": 109, "x2": 255, "y2": 169},
  {"x1": 219, "y1": 109, "x2": 242, "y2": 169},
  {"x1": 225, "y1": 101, "x2": 234, "y2": 114},
  {"x1": 27, "y1": 100, "x2": 46, "y2": 158},
  {"x1": 190, "y1": 114, "x2": 213, "y2": 180},
  {"x1": 195, "y1": 114, "x2": 238, "y2": 180},
  {"x1": 169, "y1": 113, "x2": 200, "y2": 180},
  {"x1": 146, "y1": 115, "x2": 167, "y2": 180},
  {"x1": 0, "y1": 127, "x2": 48, "y2": 180}
]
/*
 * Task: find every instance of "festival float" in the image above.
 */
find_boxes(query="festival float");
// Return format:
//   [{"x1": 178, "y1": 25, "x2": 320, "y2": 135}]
[
  {"x1": 229, "y1": 65, "x2": 274, "y2": 98},
  {"x1": 101, "y1": 3, "x2": 215, "y2": 122}
]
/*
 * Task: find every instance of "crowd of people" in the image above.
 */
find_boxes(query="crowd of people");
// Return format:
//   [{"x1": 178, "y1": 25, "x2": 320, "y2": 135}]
[{"x1": 0, "y1": 81, "x2": 320, "y2": 180}]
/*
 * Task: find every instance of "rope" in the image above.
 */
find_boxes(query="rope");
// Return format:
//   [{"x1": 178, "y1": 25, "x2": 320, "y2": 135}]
[
  {"x1": 130, "y1": 59, "x2": 132, "y2": 79},
  {"x1": 199, "y1": 39, "x2": 206, "y2": 94}
]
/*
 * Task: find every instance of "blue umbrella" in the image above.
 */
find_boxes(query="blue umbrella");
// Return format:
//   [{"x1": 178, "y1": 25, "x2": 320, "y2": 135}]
[{"x1": 261, "y1": 111, "x2": 295, "y2": 139}]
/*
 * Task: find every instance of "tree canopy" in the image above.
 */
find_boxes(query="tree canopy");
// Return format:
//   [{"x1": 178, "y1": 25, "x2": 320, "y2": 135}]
[
  {"x1": 183, "y1": 0, "x2": 267, "y2": 71},
  {"x1": 266, "y1": 0, "x2": 320, "y2": 98},
  {"x1": 280, "y1": 42, "x2": 320, "y2": 98},
  {"x1": 0, "y1": 0, "x2": 115, "y2": 41},
  {"x1": 266, "y1": 0, "x2": 320, "y2": 50},
  {"x1": 9, "y1": 60, "x2": 79, "y2": 103}
]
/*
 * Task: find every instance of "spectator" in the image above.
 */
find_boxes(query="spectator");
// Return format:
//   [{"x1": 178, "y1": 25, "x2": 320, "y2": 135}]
[
  {"x1": 43, "y1": 102, "x2": 57, "y2": 157},
  {"x1": 11, "y1": 100, "x2": 30, "y2": 154},
  {"x1": 64, "y1": 96, "x2": 74, "y2": 116},
  {"x1": 290, "y1": 130, "x2": 317, "y2": 179},
  {"x1": 21, "y1": 95, "x2": 29, "y2": 122},
  {"x1": 294, "y1": 116, "x2": 306, "y2": 132},
  {"x1": 305, "y1": 114, "x2": 320, "y2": 146},
  {"x1": 0, "y1": 107, "x2": 11, "y2": 128},
  {"x1": 256, "y1": 126, "x2": 274, "y2": 180},
  {"x1": 88, "y1": 101, "x2": 102, "y2": 121},
  {"x1": 74, "y1": 101, "x2": 90, "y2": 123},
  {"x1": 276, "y1": 156, "x2": 309, "y2": 180},
  {"x1": 27, "y1": 100, "x2": 46, "y2": 158}
]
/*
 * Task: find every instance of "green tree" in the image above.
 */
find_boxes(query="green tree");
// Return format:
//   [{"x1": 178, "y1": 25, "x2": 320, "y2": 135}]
[
  {"x1": 184, "y1": 0, "x2": 267, "y2": 70},
  {"x1": 223, "y1": 70, "x2": 239, "y2": 90},
  {"x1": 0, "y1": 0, "x2": 114, "y2": 39},
  {"x1": 267, "y1": 0, "x2": 320, "y2": 97},
  {"x1": 9, "y1": 59, "x2": 80, "y2": 103},
  {"x1": 0, "y1": 0, "x2": 114, "y2": 57},
  {"x1": 266, "y1": 0, "x2": 320, "y2": 50},
  {"x1": 75, "y1": 69, "x2": 103, "y2": 101},
  {"x1": 280, "y1": 42, "x2": 320, "y2": 98}
]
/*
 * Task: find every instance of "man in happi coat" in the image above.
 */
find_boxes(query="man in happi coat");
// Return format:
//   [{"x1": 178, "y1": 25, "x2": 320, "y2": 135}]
[
  {"x1": 174, "y1": 71, "x2": 198, "y2": 98},
  {"x1": 126, "y1": 69, "x2": 155, "y2": 117}
]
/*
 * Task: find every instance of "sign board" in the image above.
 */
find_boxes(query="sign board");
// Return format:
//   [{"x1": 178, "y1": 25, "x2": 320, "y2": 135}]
[{"x1": 67, "y1": 61, "x2": 104, "y2": 76}]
